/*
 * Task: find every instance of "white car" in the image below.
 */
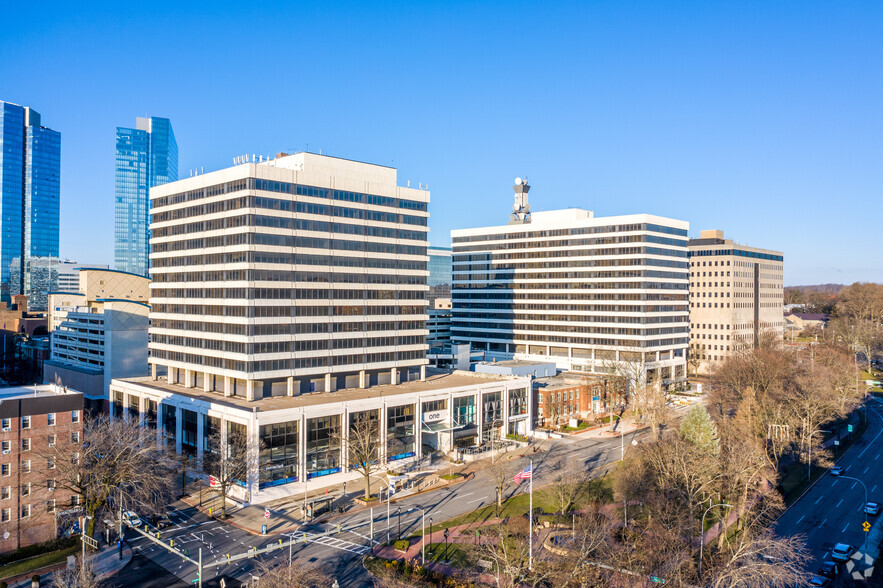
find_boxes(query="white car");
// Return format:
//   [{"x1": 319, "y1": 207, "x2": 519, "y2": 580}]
[
  {"x1": 865, "y1": 502, "x2": 880, "y2": 515},
  {"x1": 122, "y1": 510, "x2": 142, "y2": 528},
  {"x1": 831, "y1": 543, "x2": 856, "y2": 562}
]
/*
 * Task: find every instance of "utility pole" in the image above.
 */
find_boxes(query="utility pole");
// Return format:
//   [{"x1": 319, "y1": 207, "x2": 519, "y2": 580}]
[{"x1": 198, "y1": 547, "x2": 203, "y2": 588}]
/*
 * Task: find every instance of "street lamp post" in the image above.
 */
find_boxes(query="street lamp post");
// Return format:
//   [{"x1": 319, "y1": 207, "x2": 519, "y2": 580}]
[
  {"x1": 699, "y1": 503, "x2": 733, "y2": 578},
  {"x1": 807, "y1": 429, "x2": 832, "y2": 481},
  {"x1": 397, "y1": 507, "x2": 401, "y2": 541},
  {"x1": 420, "y1": 508, "x2": 427, "y2": 565},
  {"x1": 428, "y1": 517, "x2": 433, "y2": 561},
  {"x1": 840, "y1": 475, "x2": 870, "y2": 549}
]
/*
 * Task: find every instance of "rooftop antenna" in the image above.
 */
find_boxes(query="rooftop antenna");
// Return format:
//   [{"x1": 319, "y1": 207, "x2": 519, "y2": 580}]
[{"x1": 509, "y1": 177, "x2": 531, "y2": 224}]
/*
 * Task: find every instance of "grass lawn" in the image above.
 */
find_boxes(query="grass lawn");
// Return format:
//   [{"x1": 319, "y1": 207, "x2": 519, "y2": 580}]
[
  {"x1": 424, "y1": 542, "x2": 474, "y2": 567},
  {"x1": 420, "y1": 476, "x2": 614, "y2": 532},
  {"x1": 0, "y1": 545, "x2": 79, "y2": 581}
]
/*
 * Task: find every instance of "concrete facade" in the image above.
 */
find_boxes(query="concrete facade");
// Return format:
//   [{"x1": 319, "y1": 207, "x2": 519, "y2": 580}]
[
  {"x1": 687, "y1": 230, "x2": 784, "y2": 375},
  {"x1": 109, "y1": 370, "x2": 531, "y2": 503},
  {"x1": 45, "y1": 269, "x2": 150, "y2": 410}
]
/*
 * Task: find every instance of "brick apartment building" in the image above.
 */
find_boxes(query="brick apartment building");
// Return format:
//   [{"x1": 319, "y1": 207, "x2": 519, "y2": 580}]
[{"x1": 0, "y1": 384, "x2": 83, "y2": 553}]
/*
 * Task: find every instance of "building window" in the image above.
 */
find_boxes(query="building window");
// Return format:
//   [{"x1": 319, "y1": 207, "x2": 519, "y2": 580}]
[
  {"x1": 47, "y1": 499, "x2": 56, "y2": 512},
  {"x1": 72, "y1": 453, "x2": 79, "y2": 465},
  {"x1": 181, "y1": 409, "x2": 198, "y2": 455},
  {"x1": 48, "y1": 434, "x2": 56, "y2": 447},
  {"x1": 162, "y1": 404, "x2": 177, "y2": 442},
  {"x1": 1, "y1": 508, "x2": 9, "y2": 523},
  {"x1": 47, "y1": 458, "x2": 55, "y2": 470},
  {"x1": 21, "y1": 461, "x2": 30, "y2": 474},
  {"x1": 305, "y1": 415, "x2": 341, "y2": 478},
  {"x1": 71, "y1": 432, "x2": 80, "y2": 444},
  {"x1": 1, "y1": 442, "x2": 9, "y2": 455},
  {"x1": 47, "y1": 413, "x2": 56, "y2": 426},
  {"x1": 70, "y1": 495, "x2": 78, "y2": 507},
  {"x1": 47, "y1": 479, "x2": 56, "y2": 491},
  {"x1": 0, "y1": 487, "x2": 9, "y2": 500},
  {"x1": 21, "y1": 416, "x2": 30, "y2": 429},
  {"x1": 258, "y1": 421, "x2": 299, "y2": 488},
  {"x1": 21, "y1": 439, "x2": 30, "y2": 452},
  {"x1": 0, "y1": 419, "x2": 9, "y2": 431},
  {"x1": 71, "y1": 410, "x2": 80, "y2": 424},
  {"x1": 0, "y1": 465, "x2": 8, "y2": 477},
  {"x1": 21, "y1": 483, "x2": 30, "y2": 497},
  {"x1": 20, "y1": 504, "x2": 30, "y2": 519},
  {"x1": 508, "y1": 388, "x2": 528, "y2": 417},
  {"x1": 386, "y1": 404, "x2": 416, "y2": 461}
]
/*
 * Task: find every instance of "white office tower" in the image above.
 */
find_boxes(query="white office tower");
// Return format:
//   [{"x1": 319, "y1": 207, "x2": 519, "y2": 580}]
[
  {"x1": 451, "y1": 179, "x2": 690, "y2": 386},
  {"x1": 147, "y1": 152, "x2": 430, "y2": 399}
]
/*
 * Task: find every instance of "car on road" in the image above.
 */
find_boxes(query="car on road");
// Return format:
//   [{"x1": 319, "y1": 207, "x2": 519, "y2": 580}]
[
  {"x1": 864, "y1": 502, "x2": 880, "y2": 515},
  {"x1": 149, "y1": 514, "x2": 173, "y2": 529},
  {"x1": 831, "y1": 543, "x2": 856, "y2": 562},
  {"x1": 122, "y1": 510, "x2": 142, "y2": 528},
  {"x1": 817, "y1": 561, "x2": 838, "y2": 579},
  {"x1": 808, "y1": 576, "x2": 831, "y2": 587},
  {"x1": 829, "y1": 466, "x2": 844, "y2": 476}
]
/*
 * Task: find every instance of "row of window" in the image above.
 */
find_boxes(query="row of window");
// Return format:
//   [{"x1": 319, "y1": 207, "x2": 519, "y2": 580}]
[
  {"x1": 452, "y1": 223, "x2": 688, "y2": 244},
  {"x1": 0, "y1": 432, "x2": 78, "y2": 453},
  {"x1": 0, "y1": 411, "x2": 79, "y2": 431}
]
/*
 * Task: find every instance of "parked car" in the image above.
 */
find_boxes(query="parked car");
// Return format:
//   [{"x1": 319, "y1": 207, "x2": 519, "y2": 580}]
[
  {"x1": 808, "y1": 576, "x2": 831, "y2": 587},
  {"x1": 150, "y1": 514, "x2": 173, "y2": 529},
  {"x1": 830, "y1": 466, "x2": 844, "y2": 476},
  {"x1": 831, "y1": 543, "x2": 856, "y2": 562},
  {"x1": 122, "y1": 510, "x2": 142, "y2": 528},
  {"x1": 817, "y1": 561, "x2": 838, "y2": 579},
  {"x1": 864, "y1": 502, "x2": 880, "y2": 515}
]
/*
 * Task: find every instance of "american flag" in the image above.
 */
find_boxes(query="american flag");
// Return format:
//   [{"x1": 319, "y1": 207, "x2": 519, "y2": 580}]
[{"x1": 513, "y1": 464, "x2": 532, "y2": 482}]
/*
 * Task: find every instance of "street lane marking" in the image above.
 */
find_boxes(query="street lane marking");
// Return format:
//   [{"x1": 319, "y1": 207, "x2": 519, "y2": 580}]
[
  {"x1": 873, "y1": 485, "x2": 878, "y2": 493},
  {"x1": 821, "y1": 518, "x2": 828, "y2": 527},
  {"x1": 865, "y1": 467, "x2": 870, "y2": 474},
  {"x1": 858, "y1": 411, "x2": 883, "y2": 458},
  {"x1": 852, "y1": 482, "x2": 857, "y2": 490},
  {"x1": 466, "y1": 497, "x2": 486, "y2": 504},
  {"x1": 842, "y1": 522, "x2": 849, "y2": 533},
  {"x1": 796, "y1": 514, "x2": 805, "y2": 525},
  {"x1": 876, "y1": 454, "x2": 880, "y2": 461},
  {"x1": 815, "y1": 496, "x2": 823, "y2": 504},
  {"x1": 837, "y1": 499, "x2": 844, "y2": 508}
]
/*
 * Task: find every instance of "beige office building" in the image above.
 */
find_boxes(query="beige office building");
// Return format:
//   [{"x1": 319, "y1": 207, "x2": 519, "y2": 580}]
[{"x1": 687, "y1": 230, "x2": 784, "y2": 375}]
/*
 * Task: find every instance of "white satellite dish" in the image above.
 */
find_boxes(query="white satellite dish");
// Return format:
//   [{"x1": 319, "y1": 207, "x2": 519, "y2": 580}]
[
  {"x1": 514, "y1": 177, "x2": 523, "y2": 185},
  {"x1": 2, "y1": 531, "x2": 8, "y2": 539}
]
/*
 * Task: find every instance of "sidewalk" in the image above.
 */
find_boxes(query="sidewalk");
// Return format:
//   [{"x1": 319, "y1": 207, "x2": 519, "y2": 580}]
[{"x1": 6, "y1": 542, "x2": 132, "y2": 588}]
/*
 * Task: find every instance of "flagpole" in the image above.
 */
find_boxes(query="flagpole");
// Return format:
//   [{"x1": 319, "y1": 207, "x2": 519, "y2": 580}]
[{"x1": 529, "y1": 459, "x2": 533, "y2": 571}]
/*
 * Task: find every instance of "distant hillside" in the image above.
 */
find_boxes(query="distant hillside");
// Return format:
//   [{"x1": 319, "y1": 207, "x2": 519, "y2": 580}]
[{"x1": 785, "y1": 284, "x2": 845, "y2": 296}]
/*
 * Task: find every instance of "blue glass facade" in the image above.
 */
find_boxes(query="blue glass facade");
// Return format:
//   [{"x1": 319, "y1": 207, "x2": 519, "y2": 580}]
[
  {"x1": 428, "y1": 246, "x2": 452, "y2": 301},
  {"x1": 114, "y1": 117, "x2": 177, "y2": 276},
  {"x1": 0, "y1": 101, "x2": 60, "y2": 306}
]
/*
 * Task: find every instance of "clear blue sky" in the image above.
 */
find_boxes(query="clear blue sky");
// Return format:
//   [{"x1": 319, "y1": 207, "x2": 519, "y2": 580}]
[{"x1": 2, "y1": 1, "x2": 881, "y2": 285}]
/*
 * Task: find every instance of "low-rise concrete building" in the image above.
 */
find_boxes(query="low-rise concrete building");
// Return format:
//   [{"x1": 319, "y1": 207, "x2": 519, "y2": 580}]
[
  {"x1": 109, "y1": 369, "x2": 531, "y2": 504},
  {"x1": 44, "y1": 269, "x2": 150, "y2": 412},
  {"x1": 474, "y1": 359, "x2": 556, "y2": 379}
]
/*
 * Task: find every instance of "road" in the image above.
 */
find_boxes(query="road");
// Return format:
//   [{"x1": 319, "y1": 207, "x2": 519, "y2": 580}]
[
  {"x1": 109, "y1": 417, "x2": 667, "y2": 587},
  {"x1": 775, "y1": 399, "x2": 883, "y2": 578}
]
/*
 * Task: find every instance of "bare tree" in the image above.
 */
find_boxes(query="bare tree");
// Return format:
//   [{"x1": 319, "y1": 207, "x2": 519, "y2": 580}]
[
  {"x1": 335, "y1": 410, "x2": 382, "y2": 499},
  {"x1": 542, "y1": 468, "x2": 587, "y2": 515},
  {"x1": 706, "y1": 533, "x2": 809, "y2": 588},
  {"x1": 606, "y1": 356, "x2": 669, "y2": 440},
  {"x1": 473, "y1": 524, "x2": 550, "y2": 588},
  {"x1": 52, "y1": 555, "x2": 99, "y2": 588},
  {"x1": 253, "y1": 559, "x2": 332, "y2": 588},
  {"x1": 490, "y1": 453, "x2": 512, "y2": 510},
  {"x1": 832, "y1": 282, "x2": 883, "y2": 371},
  {"x1": 204, "y1": 425, "x2": 257, "y2": 519},
  {"x1": 35, "y1": 414, "x2": 176, "y2": 537}
]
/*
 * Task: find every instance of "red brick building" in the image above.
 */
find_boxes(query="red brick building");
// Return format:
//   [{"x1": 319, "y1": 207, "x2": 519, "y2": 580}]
[
  {"x1": 534, "y1": 374, "x2": 625, "y2": 429},
  {"x1": 0, "y1": 384, "x2": 83, "y2": 553}
]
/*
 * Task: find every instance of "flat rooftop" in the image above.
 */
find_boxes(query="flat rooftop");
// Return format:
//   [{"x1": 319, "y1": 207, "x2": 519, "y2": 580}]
[
  {"x1": 478, "y1": 359, "x2": 555, "y2": 368},
  {"x1": 534, "y1": 373, "x2": 604, "y2": 390},
  {"x1": 0, "y1": 383, "x2": 83, "y2": 401},
  {"x1": 117, "y1": 369, "x2": 521, "y2": 412}
]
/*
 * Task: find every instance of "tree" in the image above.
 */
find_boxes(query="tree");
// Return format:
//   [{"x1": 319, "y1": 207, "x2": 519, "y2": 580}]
[
  {"x1": 679, "y1": 405, "x2": 719, "y2": 456},
  {"x1": 336, "y1": 410, "x2": 382, "y2": 499},
  {"x1": 705, "y1": 533, "x2": 808, "y2": 587},
  {"x1": 605, "y1": 356, "x2": 669, "y2": 441},
  {"x1": 204, "y1": 425, "x2": 257, "y2": 519},
  {"x1": 542, "y1": 468, "x2": 587, "y2": 515},
  {"x1": 490, "y1": 452, "x2": 512, "y2": 510},
  {"x1": 36, "y1": 414, "x2": 176, "y2": 537},
  {"x1": 473, "y1": 524, "x2": 550, "y2": 588},
  {"x1": 52, "y1": 554, "x2": 99, "y2": 588},
  {"x1": 253, "y1": 559, "x2": 331, "y2": 588},
  {"x1": 831, "y1": 282, "x2": 883, "y2": 371}
]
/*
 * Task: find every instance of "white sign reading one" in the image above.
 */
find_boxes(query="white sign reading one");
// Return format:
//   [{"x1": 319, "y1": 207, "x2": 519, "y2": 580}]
[{"x1": 422, "y1": 410, "x2": 449, "y2": 424}]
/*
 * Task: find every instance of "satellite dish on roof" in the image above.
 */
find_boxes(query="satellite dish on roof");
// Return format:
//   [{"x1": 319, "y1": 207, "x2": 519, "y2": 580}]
[{"x1": 514, "y1": 177, "x2": 523, "y2": 185}]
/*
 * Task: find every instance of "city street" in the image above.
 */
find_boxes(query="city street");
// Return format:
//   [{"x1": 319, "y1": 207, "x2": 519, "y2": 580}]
[
  {"x1": 775, "y1": 400, "x2": 883, "y2": 577},
  {"x1": 110, "y1": 422, "x2": 655, "y2": 587}
]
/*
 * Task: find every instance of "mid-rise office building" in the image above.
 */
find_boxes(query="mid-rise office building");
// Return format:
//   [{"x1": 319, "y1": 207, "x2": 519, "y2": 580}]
[
  {"x1": 0, "y1": 101, "x2": 61, "y2": 306},
  {"x1": 147, "y1": 152, "x2": 429, "y2": 398},
  {"x1": 451, "y1": 179, "x2": 690, "y2": 386},
  {"x1": 687, "y1": 230, "x2": 784, "y2": 375},
  {"x1": 114, "y1": 116, "x2": 178, "y2": 277},
  {"x1": 0, "y1": 384, "x2": 83, "y2": 553},
  {"x1": 427, "y1": 247, "x2": 453, "y2": 348},
  {"x1": 56, "y1": 260, "x2": 108, "y2": 292},
  {"x1": 44, "y1": 269, "x2": 150, "y2": 411}
]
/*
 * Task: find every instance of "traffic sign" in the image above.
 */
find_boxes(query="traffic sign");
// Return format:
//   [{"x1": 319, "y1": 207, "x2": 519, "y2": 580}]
[
  {"x1": 264, "y1": 509, "x2": 270, "y2": 518},
  {"x1": 863, "y1": 521, "x2": 871, "y2": 532},
  {"x1": 848, "y1": 424, "x2": 854, "y2": 433}
]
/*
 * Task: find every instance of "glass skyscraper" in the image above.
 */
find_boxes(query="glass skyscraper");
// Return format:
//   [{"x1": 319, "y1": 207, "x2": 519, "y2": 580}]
[
  {"x1": 0, "y1": 101, "x2": 61, "y2": 307},
  {"x1": 114, "y1": 116, "x2": 177, "y2": 276}
]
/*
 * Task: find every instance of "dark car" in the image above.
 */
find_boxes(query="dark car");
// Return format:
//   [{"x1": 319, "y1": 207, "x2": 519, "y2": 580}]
[
  {"x1": 817, "y1": 561, "x2": 838, "y2": 579},
  {"x1": 808, "y1": 576, "x2": 831, "y2": 587},
  {"x1": 150, "y1": 514, "x2": 173, "y2": 529},
  {"x1": 830, "y1": 466, "x2": 844, "y2": 476}
]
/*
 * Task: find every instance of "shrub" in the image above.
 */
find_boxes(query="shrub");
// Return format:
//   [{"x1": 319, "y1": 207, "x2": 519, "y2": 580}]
[
  {"x1": 394, "y1": 539, "x2": 410, "y2": 551},
  {"x1": 0, "y1": 536, "x2": 79, "y2": 567}
]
